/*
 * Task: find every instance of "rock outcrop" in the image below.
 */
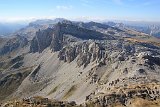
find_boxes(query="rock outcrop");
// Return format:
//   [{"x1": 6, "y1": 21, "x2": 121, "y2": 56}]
[
  {"x1": 86, "y1": 83, "x2": 160, "y2": 107},
  {"x1": 30, "y1": 22, "x2": 114, "y2": 53},
  {"x1": 50, "y1": 23, "x2": 63, "y2": 51},
  {"x1": 58, "y1": 42, "x2": 107, "y2": 67},
  {"x1": 30, "y1": 28, "x2": 53, "y2": 53},
  {"x1": 1, "y1": 96, "x2": 78, "y2": 107}
]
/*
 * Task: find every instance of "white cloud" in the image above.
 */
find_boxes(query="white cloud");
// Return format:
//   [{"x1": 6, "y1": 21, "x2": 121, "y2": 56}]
[{"x1": 56, "y1": 5, "x2": 73, "y2": 10}]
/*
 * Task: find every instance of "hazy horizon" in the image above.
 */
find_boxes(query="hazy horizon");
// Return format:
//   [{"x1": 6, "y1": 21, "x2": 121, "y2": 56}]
[{"x1": 1, "y1": 17, "x2": 160, "y2": 25}]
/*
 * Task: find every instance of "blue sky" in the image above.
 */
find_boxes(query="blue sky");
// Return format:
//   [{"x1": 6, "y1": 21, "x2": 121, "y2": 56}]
[{"x1": 0, "y1": 0, "x2": 159, "y2": 22}]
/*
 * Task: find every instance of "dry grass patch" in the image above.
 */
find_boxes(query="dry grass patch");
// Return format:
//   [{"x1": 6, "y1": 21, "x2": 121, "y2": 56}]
[
  {"x1": 48, "y1": 85, "x2": 59, "y2": 95},
  {"x1": 128, "y1": 98, "x2": 160, "y2": 107},
  {"x1": 63, "y1": 85, "x2": 77, "y2": 99}
]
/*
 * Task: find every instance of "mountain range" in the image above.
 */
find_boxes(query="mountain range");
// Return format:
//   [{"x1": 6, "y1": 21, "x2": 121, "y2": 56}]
[
  {"x1": 0, "y1": 23, "x2": 26, "y2": 36},
  {"x1": 0, "y1": 18, "x2": 160, "y2": 107},
  {"x1": 105, "y1": 21, "x2": 160, "y2": 38}
]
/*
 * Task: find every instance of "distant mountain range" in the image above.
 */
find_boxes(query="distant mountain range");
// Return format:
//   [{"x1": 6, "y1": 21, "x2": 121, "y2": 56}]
[
  {"x1": 107, "y1": 21, "x2": 160, "y2": 38},
  {"x1": 129, "y1": 25, "x2": 160, "y2": 38},
  {"x1": 1, "y1": 19, "x2": 160, "y2": 39},
  {"x1": 0, "y1": 23, "x2": 27, "y2": 36}
]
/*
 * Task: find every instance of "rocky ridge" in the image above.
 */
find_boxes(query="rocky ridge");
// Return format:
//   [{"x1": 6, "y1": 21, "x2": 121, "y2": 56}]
[
  {"x1": 0, "y1": 19, "x2": 160, "y2": 107},
  {"x1": 30, "y1": 22, "x2": 114, "y2": 53},
  {"x1": 0, "y1": 35, "x2": 28, "y2": 55}
]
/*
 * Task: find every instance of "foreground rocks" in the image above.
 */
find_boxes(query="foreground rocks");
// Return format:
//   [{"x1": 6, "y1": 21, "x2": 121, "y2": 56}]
[
  {"x1": 2, "y1": 86, "x2": 160, "y2": 107},
  {"x1": 85, "y1": 83, "x2": 160, "y2": 107},
  {"x1": 1, "y1": 96, "x2": 78, "y2": 107}
]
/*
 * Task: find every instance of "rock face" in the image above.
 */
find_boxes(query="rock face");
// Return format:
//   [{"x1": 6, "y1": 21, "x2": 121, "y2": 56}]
[
  {"x1": 0, "y1": 35, "x2": 28, "y2": 55},
  {"x1": 60, "y1": 23, "x2": 110, "y2": 40},
  {"x1": 58, "y1": 42, "x2": 107, "y2": 67},
  {"x1": 30, "y1": 28, "x2": 53, "y2": 53},
  {"x1": 30, "y1": 22, "x2": 114, "y2": 53},
  {"x1": 78, "y1": 21, "x2": 110, "y2": 29},
  {"x1": 50, "y1": 23, "x2": 63, "y2": 51}
]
